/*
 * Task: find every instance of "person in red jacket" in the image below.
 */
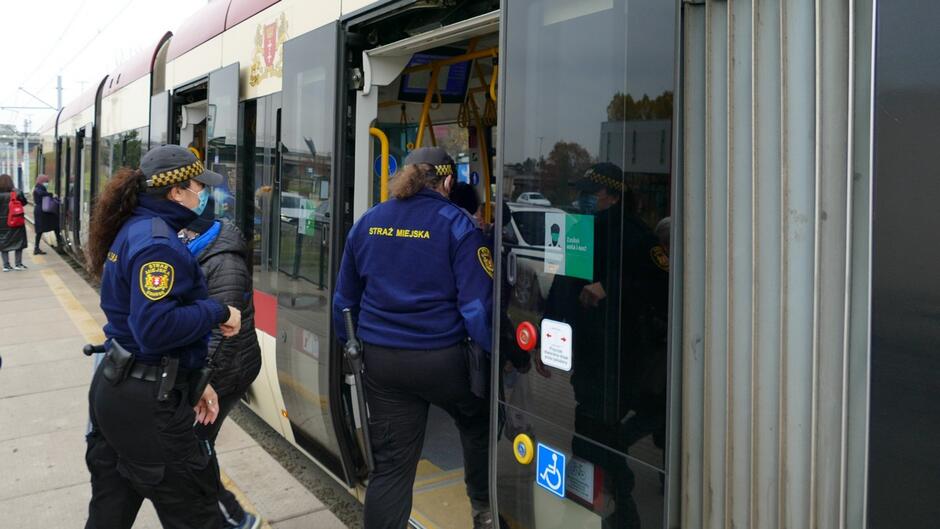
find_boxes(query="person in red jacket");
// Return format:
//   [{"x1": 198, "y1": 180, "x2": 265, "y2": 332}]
[{"x1": 0, "y1": 173, "x2": 28, "y2": 271}]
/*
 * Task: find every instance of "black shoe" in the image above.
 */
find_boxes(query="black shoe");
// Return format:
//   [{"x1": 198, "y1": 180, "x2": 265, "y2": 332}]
[
  {"x1": 34, "y1": 249, "x2": 47, "y2": 255},
  {"x1": 2, "y1": 265, "x2": 11, "y2": 272},
  {"x1": 472, "y1": 510, "x2": 494, "y2": 529},
  {"x1": 14, "y1": 264, "x2": 28, "y2": 271}
]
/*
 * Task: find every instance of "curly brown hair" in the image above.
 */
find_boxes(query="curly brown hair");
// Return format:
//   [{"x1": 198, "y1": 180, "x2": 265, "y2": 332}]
[{"x1": 86, "y1": 168, "x2": 142, "y2": 278}]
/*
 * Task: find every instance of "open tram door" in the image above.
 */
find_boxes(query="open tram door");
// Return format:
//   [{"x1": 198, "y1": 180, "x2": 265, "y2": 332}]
[
  {"x1": 492, "y1": 1, "x2": 680, "y2": 528},
  {"x1": 341, "y1": 7, "x2": 501, "y2": 529},
  {"x1": 62, "y1": 123, "x2": 93, "y2": 255},
  {"x1": 151, "y1": 63, "x2": 241, "y2": 223},
  {"x1": 273, "y1": 20, "x2": 359, "y2": 488}
]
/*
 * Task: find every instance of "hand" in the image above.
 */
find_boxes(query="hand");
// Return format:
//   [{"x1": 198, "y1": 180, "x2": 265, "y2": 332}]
[
  {"x1": 193, "y1": 384, "x2": 220, "y2": 425},
  {"x1": 579, "y1": 282, "x2": 607, "y2": 308},
  {"x1": 220, "y1": 306, "x2": 241, "y2": 337}
]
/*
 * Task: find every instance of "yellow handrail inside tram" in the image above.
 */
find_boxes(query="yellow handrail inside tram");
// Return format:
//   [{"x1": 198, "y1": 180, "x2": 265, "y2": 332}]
[
  {"x1": 414, "y1": 66, "x2": 442, "y2": 149},
  {"x1": 489, "y1": 63, "x2": 498, "y2": 102},
  {"x1": 369, "y1": 127, "x2": 390, "y2": 202}
]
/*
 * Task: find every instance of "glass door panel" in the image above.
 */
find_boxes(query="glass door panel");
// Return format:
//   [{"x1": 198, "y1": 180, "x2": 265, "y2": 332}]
[
  {"x1": 149, "y1": 91, "x2": 170, "y2": 148},
  {"x1": 207, "y1": 63, "x2": 240, "y2": 222},
  {"x1": 275, "y1": 22, "x2": 347, "y2": 480},
  {"x1": 496, "y1": 0, "x2": 676, "y2": 526}
]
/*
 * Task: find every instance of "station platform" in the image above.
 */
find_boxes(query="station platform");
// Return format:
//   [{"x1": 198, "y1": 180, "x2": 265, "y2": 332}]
[{"x1": 0, "y1": 222, "x2": 349, "y2": 529}]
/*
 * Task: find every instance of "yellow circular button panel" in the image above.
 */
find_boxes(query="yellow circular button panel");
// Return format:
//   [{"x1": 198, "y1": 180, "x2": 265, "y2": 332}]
[{"x1": 513, "y1": 433, "x2": 535, "y2": 465}]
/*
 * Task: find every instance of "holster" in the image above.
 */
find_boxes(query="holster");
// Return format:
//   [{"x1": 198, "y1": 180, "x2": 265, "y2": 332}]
[
  {"x1": 187, "y1": 367, "x2": 213, "y2": 407},
  {"x1": 464, "y1": 339, "x2": 491, "y2": 400},
  {"x1": 102, "y1": 340, "x2": 135, "y2": 386}
]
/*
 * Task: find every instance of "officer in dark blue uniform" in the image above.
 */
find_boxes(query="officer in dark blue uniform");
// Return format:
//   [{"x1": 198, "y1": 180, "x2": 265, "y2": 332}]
[
  {"x1": 333, "y1": 147, "x2": 494, "y2": 529},
  {"x1": 83, "y1": 144, "x2": 243, "y2": 529}
]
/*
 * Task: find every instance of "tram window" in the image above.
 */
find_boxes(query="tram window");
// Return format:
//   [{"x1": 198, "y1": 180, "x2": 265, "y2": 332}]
[
  {"x1": 498, "y1": 0, "x2": 675, "y2": 526},
  {"x1": 208, "y1": 63, "x2": 240, "y2": 222},
  {"x1": 124, "y1": 128, "x2": 144, "y2": 169},
  {"x1": 511, "y1": 210, "x2": 546, "y2": 246}
]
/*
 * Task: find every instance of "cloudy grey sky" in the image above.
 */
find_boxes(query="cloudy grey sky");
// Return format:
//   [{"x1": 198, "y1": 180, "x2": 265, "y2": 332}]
[{"x1": 0, "y1": 0, "x2": 209, "y2": 131}]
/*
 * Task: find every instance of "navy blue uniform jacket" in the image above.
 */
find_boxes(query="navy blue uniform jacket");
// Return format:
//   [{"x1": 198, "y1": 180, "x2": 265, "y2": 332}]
[
  {"x1": 333, "y1": 189, "x2": 494, "y2": 352},
  {"x1": 100, "y1": 195, "x2": 228, "y2": 369}
]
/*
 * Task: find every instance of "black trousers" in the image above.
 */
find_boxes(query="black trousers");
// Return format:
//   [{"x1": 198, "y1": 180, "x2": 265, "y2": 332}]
[
  {"x1": 362, "y1": 342, "x2": 490, "y2": 529},
  {"x1": 35, "y1": 229, "x2": 62, "y2": 250},
  {"x1": 193, "y1": 379, "x2": 255, "y2": 526},
  {"x1": 85, "y1": 366, "x2": 222, "y2": 529},
  {"x1": 1, "y1": 249, "x2": 23, "y2": 267}
]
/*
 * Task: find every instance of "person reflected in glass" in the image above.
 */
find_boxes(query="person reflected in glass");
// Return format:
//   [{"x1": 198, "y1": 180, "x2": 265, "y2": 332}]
[{"x1": 543, "y1": 163, "x2": 669, "y2": 528}]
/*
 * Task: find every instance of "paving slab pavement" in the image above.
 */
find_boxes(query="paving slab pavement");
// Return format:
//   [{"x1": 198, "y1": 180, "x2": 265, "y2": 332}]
[{"x1": 0, "y1": 224, "x2": 347, "y2": 528}]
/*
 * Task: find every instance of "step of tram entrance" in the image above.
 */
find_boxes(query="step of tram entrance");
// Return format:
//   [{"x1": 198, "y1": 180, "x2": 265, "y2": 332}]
[{"x1": 0, "y1": 218, "x2": 350, "y2": 529}]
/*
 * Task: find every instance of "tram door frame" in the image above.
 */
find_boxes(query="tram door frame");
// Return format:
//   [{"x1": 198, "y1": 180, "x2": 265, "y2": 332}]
[{"x1": 64, "y1": 128, "x2": 85, "y2": 253}]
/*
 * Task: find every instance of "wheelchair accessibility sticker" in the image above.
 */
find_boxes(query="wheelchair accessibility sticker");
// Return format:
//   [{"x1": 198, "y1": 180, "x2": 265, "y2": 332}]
[{"x1": 535, "y1": 443, "x2": 566, "y2": 498}]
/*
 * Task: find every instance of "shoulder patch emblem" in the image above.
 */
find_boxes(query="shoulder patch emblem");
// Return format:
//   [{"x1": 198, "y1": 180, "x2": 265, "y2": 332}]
[
  {"x1": 139, "y1": 261, "x2": 175, "y2": 301},
  {"x1": 650, "y1": 245, "x2": 670, "y2": 272},
  {"x1": 477, "y1": 247, "x2": 494, "y2": 278}
]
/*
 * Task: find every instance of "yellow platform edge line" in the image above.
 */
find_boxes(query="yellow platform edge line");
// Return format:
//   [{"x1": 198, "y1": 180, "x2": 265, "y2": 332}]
[
  {"x1": 41, "y1": 268, "x2": 274, "y2": 528},
  {"x1": 220, "y1": 469, "x2": 274, "y2": 529},
  {"x1": 40, "y1": 268, "x2": 105, "y2": 344}
]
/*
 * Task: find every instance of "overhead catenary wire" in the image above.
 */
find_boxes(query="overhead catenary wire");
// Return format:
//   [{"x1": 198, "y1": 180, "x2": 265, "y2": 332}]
[{"x1": 12, "y1": 0, "x2": 92, "y2": 93}]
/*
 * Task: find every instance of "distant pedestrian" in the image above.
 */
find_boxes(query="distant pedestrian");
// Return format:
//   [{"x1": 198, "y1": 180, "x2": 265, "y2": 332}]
[
  {"x1": 32, "y1": 174, "x2": 62, "y2": 254},
  {"x1": 181, "y1": 200, "x2": 262, "y2": 529},
  {"x1": 0, "y1": 173, "x2": 29, "y2": 272}
]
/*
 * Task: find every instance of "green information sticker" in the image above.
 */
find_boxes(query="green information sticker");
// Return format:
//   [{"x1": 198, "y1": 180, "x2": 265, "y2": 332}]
[{"x1": 544, "y1": 213, "x2": 594, "y2": 281}]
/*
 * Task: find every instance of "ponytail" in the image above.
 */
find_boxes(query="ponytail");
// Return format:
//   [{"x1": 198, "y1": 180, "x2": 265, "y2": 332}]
[
  {"x1": 86, "y1": 168, "x2": 142, "y2": 279},
  {"x1": 389, "y1": 164, "x2": 446, "y2": 200}
]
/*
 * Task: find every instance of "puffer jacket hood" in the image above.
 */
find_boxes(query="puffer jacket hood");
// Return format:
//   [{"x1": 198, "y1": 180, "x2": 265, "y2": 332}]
[{"x1": 193, "y1": 220, "x2": 261, "y2": 396}]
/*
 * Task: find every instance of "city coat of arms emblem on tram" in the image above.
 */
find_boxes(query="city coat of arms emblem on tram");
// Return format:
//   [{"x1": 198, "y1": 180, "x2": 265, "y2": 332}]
[{"x1": 249, "y1": 13, "x2": 289, "y2": 87}]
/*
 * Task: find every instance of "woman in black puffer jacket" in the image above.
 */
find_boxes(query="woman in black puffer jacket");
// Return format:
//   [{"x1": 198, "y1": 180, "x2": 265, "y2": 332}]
[{"x1": 183, "y1": 202, "x2": 262, "y2": 528}]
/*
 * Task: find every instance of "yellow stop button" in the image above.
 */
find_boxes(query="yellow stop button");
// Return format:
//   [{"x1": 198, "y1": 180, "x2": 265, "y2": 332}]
[{"x1": 513, "y1": 433, "x2": 535, "y2": 465}]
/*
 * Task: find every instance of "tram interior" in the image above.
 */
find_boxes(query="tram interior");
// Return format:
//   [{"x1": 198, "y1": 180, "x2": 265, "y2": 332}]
[
  {"x1": 363, "y1": 30, "x2": 500, "y2": 529},
  {"x1": 171, "y1": 82, "x2": 209, "y2": 160}
]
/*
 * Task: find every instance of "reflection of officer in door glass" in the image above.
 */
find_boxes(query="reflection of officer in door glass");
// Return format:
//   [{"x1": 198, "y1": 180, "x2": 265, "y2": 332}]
[{"x1": 543, "y1": 162, "x2": 669, "y2": 528}]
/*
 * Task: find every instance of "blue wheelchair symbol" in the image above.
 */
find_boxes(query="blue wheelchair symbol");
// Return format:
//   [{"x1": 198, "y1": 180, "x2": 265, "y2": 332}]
[{"x1": 535, "y1": 443, "x2": 566, "y2": 498}]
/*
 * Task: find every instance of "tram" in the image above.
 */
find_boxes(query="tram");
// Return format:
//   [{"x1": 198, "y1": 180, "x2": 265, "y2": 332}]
[{"x1": 31, "y1": 0, "x2": 939, "y2": 528}]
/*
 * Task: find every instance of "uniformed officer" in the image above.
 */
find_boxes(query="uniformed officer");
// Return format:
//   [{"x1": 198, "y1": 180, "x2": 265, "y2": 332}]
[
  {"x1": 83, "y1": 144, "x2": 242, "y2": 529},
  {"x1": 333, "y1": 147, "x2": 494, "y2": 529}
]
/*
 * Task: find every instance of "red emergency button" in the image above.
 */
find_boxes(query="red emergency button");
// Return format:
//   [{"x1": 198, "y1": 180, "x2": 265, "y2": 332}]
[{"x1": 516, "y1": 322, "x2": 537, "y2": 351}]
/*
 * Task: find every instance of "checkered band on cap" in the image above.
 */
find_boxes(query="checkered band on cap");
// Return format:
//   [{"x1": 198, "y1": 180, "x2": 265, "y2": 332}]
[
  {"x1": 584, "y1": 168, "x2": 624, "y2": 192},
  {"x1": 146, "y1": 160, "x2": 205, "y2": 188},
  {"x1": 434, "y1": 164, "x2": 454, "y2": 177}
]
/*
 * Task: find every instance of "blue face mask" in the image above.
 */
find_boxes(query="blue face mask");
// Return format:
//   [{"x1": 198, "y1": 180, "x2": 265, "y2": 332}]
[
  {"x1": 186, "y1": 187, "x2": 210, "y2": 216},
  {"x1": 578, "y1": 193, "x2": 599, "y2": 214}
]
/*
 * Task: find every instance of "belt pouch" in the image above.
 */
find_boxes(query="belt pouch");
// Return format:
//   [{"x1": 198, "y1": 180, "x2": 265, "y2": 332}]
[
  {"x1": 188, "y1": 367, "x2": 213, "y2": 407},
  {"x1": 156, "y1": 356, "x2": 180, "y2": 402},
  {"x1": 102, "y1": 340, "x2": 135, "y2": 386}
]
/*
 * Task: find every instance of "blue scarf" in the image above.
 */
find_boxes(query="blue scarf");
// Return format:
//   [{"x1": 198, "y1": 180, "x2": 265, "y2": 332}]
[{"x1": 187, "y1": 220, "x2": 222, "y2": 256}]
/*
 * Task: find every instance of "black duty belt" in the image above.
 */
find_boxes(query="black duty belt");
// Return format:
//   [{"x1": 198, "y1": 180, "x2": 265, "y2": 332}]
[
  {"x1": 128, "y1": 363, "x2": 161, "y2": 382},
  {"x1": 128, "y1": 362, "x2": 192, "y2": 383}
]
